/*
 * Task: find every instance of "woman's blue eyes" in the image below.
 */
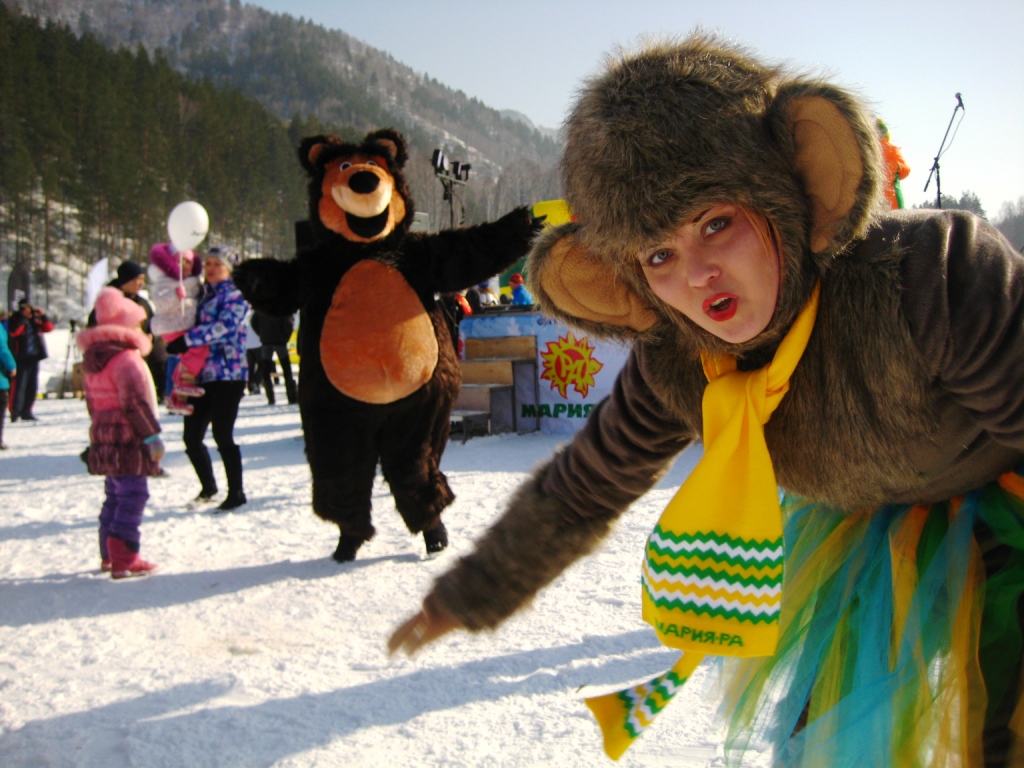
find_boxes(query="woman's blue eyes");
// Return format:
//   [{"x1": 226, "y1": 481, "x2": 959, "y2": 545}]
[
  {"x1": 645, "y1": 216, "x2": 731, "y2": 266},
  {"x1": 705, "y1": 217, "x2": 729, "y2": 234}
]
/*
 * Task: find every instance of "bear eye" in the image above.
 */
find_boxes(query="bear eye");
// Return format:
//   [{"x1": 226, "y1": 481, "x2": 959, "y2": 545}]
[
  {"x1": 339, "y1": 162, "x2": 352, "y2": 171},
  {"x1": 365, "y1": 160, "x2": 379, "y2": 167}
]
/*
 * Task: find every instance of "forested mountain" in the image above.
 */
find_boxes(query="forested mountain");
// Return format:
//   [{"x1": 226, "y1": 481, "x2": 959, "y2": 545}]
[
  {"x1": 0, "y1": 0, "x2": 561, "y2": 317},
  {"x1": 0, "y1": 2, "x2": 308, "y2": 315},
  {"x1": 4, "y1": 0, "x2": 561, "y2": 220}
]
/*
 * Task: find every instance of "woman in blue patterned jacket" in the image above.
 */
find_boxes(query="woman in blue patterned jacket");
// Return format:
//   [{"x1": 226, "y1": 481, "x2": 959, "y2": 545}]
[{"x1": 166, "y1": 246, "x2": 251, "y2": 511}]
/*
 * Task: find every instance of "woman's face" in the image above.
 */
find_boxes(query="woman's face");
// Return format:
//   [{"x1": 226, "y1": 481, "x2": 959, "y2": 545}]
[
  {"x1": 204, "y1": 256, "x2": 230, "y2": 285},
  {"x1": 638, "y1": 204, "x2": 780, "y2": 344}
]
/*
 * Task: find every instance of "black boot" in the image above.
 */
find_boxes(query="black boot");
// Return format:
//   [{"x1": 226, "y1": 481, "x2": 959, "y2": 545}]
[
  {"x1": 216, "y1": 490, "x2": 247, "y2": 511},
  {"x1": 333, "y1": 533, "x2": 364, "y2": 563},
  {"x1": 423, "y1": 521, "x2": 448, "y2": 555},
  {"x1": 185, "y1": 444, "x2": 217, "y2": 499},
  {"x1": 220, "y1": 444, "x2": 245, "y2": 509}
]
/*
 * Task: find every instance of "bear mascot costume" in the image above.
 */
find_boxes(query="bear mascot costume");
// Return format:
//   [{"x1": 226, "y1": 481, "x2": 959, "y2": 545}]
[{"x1": 233, "y1": 128, "x2": 540, "y2": 562}]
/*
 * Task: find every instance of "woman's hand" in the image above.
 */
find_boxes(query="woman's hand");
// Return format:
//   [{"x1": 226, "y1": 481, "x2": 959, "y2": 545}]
[{"x1": 387, "y1": 593, "x2": 462, "y2": 657}]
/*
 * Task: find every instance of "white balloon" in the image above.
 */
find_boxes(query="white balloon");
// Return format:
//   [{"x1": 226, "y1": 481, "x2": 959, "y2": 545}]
[{"x1": 167, "y1": 202, "x2": 210, "y2": 251}]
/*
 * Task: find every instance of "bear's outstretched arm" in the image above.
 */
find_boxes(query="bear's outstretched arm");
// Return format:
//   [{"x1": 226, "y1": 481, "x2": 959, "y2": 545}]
[
  {"x1": 233, "y1": 258, "x2": 302, "y2": 317},
  {"x1": 420, "y1": 206, "x2": 541, "y2": 293}
]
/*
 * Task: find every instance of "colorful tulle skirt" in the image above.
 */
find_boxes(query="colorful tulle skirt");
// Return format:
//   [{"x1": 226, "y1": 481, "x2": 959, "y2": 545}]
[{"x1": 717, "y1": 467, "x2": 1024, "y2": 767}]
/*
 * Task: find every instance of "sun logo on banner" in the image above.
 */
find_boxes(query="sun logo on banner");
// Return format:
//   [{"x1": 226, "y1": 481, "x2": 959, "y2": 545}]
[{"x1": 539, "y1": 332, "x2": 604, "y2": 398}]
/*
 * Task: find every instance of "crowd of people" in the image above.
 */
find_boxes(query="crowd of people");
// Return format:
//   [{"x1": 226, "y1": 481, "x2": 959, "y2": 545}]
[
  {"x1": 4, "y1": 248, "x2": 525, "y2": 575},
  {"x1": 1, "y1": 244, "x2": 295, "y2": 575}
]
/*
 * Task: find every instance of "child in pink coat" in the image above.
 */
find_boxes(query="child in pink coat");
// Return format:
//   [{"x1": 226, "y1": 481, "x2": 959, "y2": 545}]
[
  {"x1": 147, "y1": 242, "x2": 209, "y2": 415},
  {"x1": 77, "y1": 287, "x2": 163, "y2": 578}
]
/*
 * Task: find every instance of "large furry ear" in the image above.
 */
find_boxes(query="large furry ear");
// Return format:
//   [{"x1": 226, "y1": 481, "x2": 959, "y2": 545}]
[
  {"x1": 528, "y1": 223, "x2": 657, "y2": 340},
  {"x1": 298, "y1": 134, "x2": 341, "y2": 174},
  {"x1": 364, "y1": 128, "x2": 408, "y2": 169},
  {"x1": 770, "y1": 84, "x2": 882, "y2": 254}
]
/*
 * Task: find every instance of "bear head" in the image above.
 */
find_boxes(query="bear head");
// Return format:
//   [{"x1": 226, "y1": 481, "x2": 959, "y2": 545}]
[{"x1": 299, "y1": 128, "x2": 412, "y2": 244}]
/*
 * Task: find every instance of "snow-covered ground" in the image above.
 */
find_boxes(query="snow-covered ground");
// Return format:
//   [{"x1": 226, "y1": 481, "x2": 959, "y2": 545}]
[{"x1": 0, "y1": 394, "x2": 771, "y2": 767}]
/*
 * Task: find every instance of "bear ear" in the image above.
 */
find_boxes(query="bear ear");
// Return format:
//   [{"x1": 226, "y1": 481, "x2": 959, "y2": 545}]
[
  {"x1": 529, "y1": 223, "x2": 658, "y2": 336},
  {"x1": 298, "y1": 134, "x2": 338, "y2": 174},
  {"x1": 770, "y1": 84, "x2": 881, "y2": 254},
  {"x1": 364, "y1": 128, "x2": 408, "y2": 169}
]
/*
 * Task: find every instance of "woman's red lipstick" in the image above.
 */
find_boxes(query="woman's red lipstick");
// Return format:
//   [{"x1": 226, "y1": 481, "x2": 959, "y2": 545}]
[{"x1": 703, "y1": 293, "x2": 738, "y2": 321}]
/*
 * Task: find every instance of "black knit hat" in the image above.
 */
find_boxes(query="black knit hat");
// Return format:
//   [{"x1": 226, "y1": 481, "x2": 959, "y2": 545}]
[{"x1": 114, "y1": 260, "x2": 146, "y2": 286}]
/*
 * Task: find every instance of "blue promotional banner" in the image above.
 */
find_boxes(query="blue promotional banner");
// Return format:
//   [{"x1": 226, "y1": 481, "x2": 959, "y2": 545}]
[{"x1": 460, "y1": 311, "x2": 629, "y2": 436}]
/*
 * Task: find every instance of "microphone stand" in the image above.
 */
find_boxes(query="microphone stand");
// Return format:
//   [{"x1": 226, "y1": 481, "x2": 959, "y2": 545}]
[{"x1": 923, "y1": 93, "x2": 965, "y2": 209}]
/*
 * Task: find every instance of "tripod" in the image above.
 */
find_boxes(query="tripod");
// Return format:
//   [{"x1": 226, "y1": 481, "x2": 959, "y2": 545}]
[
  {"x1": 59, "y1": 319, "x2": 81, "y2": 399},
  {"x1": 923, "y1": 93, "x2": 965, "y2": 209}
]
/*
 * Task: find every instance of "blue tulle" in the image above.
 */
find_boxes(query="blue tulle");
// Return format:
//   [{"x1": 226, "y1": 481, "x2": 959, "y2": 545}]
[{"x1": 718, "y1": 469, "x2": 1024, "y2": 767}]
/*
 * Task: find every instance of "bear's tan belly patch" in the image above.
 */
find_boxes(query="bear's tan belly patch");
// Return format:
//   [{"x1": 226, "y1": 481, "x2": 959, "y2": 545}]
[{"x1": 320, "y1": 260, "x2": 438, "y2": 404}]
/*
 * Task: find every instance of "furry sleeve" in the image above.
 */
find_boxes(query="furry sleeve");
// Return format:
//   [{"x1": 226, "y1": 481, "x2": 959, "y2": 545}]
[
  {"x1": 431, "y1": 347, "x2": 695, "y2": 630},
  {"x1": 232, "y1": 259, "x2": 303, "y2": 317},
  {"x1": 900, "y1": 210, "x2": 1024, "y2": 451},
  {"x1": 417, "y1": 207, "x2": 541, "y2": 294}
]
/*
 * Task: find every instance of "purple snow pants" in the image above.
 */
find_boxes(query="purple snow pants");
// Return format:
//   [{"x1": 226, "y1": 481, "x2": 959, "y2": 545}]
[{"x1": 98, "y1": 475, "x2": 149, "y2": 557}]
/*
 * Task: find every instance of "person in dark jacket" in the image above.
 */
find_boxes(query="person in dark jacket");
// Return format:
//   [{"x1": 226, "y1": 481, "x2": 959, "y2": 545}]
[
  {"x1": 77, "y1": 287, "x2": 163, "y2": 578},
  {"x1": 7, "y1": 299, "x2": 53, "y2": 421},
  {"x1": 251, "y1": 309, "x2": 296, "y2": 405}
]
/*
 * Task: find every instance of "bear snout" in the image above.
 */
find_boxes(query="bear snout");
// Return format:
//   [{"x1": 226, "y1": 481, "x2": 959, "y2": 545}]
[{"x1": 349, "y1": 171, "x2": 380, "y2": 195}]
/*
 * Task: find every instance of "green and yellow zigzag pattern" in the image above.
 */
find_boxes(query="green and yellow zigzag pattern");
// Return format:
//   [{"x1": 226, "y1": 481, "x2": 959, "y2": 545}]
[{"x1": 642, "y1": 526, "x2": 784, "y2": 624}]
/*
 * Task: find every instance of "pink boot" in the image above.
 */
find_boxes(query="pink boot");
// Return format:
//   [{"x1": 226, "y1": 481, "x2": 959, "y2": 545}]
[
  {"x1": 172, "y1": 367, "x2": 205, "y2": 398},
  {"x1": 166, "y1": 390, "x2": 194, "y2": 416},
  {"x1": 107, "y1": 536, "x2": 157, "y2": 580}
]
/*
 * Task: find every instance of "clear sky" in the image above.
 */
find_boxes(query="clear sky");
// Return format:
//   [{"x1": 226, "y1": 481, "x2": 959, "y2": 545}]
[{"x1": 246, "y1": 0, "x2": 1024, "y2": 215}]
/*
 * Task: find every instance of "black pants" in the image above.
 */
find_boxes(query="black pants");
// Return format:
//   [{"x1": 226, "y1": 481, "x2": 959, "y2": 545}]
[
  {"x1": 260, "y1": 345, "x2": 296, "y2": 404},
  {"x1": 11, "y1": 360, "x2": 39, "y2": 418},
  {"x1": 182, "y1": 380, "x2": 246, "y2": 496},
  {"x1": 245, "y1": 349, "x2": 263, "y2": 393},
  {"x1": 147, "y1": 356, "x2": 167, "y2": 401}
]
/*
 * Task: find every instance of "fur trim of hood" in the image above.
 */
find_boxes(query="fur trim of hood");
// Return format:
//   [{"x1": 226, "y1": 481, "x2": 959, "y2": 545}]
[{"x1": 553, "y1": 32, "x2": 885, "y2": 356}]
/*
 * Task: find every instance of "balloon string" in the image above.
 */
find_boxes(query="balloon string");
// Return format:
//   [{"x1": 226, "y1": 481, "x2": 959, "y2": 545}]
[{"x1": 179, "y1": 252, "x2": 185, "y2": 317}]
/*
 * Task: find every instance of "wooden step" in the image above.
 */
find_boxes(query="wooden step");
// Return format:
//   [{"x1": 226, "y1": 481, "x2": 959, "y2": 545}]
[
  {"x1": 455, "y1": 383, "x2": 511, "y2": 412},
  {"x1": 464, "y1": 335, "x2": 536, "y2": 361},
  {"x1": 460, "y1": 359, "x2": 514, "y2": 385},
  {"x1": 450, "y1": 408, "x2": 489, "y2": 422}
]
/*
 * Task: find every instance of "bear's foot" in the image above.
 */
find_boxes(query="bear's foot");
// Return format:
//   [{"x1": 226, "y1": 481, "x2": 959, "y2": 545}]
[
  {"x1": 423, "y1": 522, "x2": 448, "y2": 556},
  {"x1": 333, "y1": 534, "x2": 364, "y2": 563}
]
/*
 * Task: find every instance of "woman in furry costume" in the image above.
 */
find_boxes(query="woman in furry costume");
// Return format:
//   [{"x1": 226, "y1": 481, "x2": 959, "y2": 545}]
[{"x1": 390, "y1": 34, "x2": 1024, "y2": 767}]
